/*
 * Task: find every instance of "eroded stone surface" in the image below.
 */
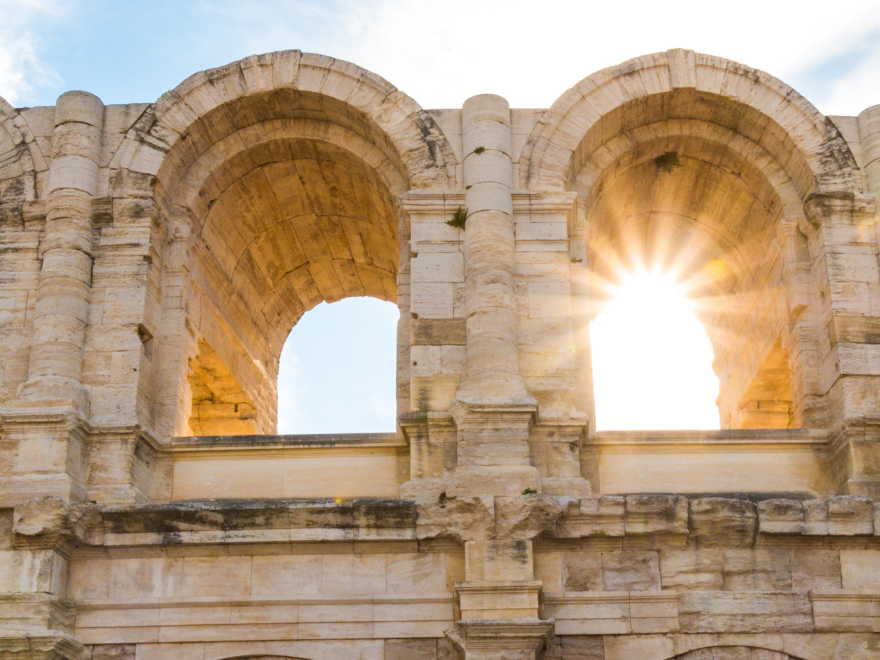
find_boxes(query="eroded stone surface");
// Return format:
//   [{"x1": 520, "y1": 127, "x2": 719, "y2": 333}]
[{"x1": 1, "y1": 47, "x2": 880, "y2": 660}]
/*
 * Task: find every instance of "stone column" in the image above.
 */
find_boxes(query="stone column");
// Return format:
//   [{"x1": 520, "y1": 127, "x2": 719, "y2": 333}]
[
  {"x1": 18, "y1": 91, "x2": 103, "y2": 414},
  {"x1": 456, "y1": 94, "x2": 528, "y2": 401},
  {"x1": 450, "y1": 95, "x2": 540, "y2": 497},
  {"x1": 858, "y1": 104, "x2": 880, "y2": 194}
]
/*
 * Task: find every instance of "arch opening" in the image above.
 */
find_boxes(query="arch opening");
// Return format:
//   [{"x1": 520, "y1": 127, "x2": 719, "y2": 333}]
[
  {"x1": 577, "y1": 89, "x2": 814, "y2": 430},
  {"x1": 178, "y1": 135, "x2": 400, "y2": 436},
  {"x1": 113, "y1": 54, "x2": 460, "y2": 439},
  {"x1": 277, "y1": 297, "x2": 399, "y2": 434},
  {"x1": 590, "y1": 269, "x2": 720, "y2": 431}
]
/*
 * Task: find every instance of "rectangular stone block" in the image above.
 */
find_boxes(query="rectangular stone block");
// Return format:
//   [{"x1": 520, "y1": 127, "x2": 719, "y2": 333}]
[
  {"x1": 321, "y1": 554, "x2": 387, "y2": 595},
  {"x1": 562, "y1": 551, "x2": 602, "y2": 592},
  {"x1": 412, "y1": 283, "x2": 454, "y2": 319},
  {"x1": 465, "y1": 540, "x2": 533, "y2": 582},
  {"x1": 624, "y1": 495, "x2": 689, "y2": 535},
  {"x1": 411, "y1": 253, "x2": 464, "y2": 283},
  {"x1": 689, "y1": 498, "x2": 757, "y2": 548},
  {"x1": 678, "y1": 592, "x2": 813, "y2": 633},
  {"x1": 659, "y1": 550, "x2": 723, "y2": 591},
  {"x1": 555, "y1": 497, "x2": 626, "y2": 538},
  {"x1": 411, "y1": 319, "x2": 467, "y2": 346},
  {"x1": 601, "y1": 551, "x2": 661, "y2": 591},
  {"x1": 791, "y1": 549, "x2": 841, "y2": 591},
  {"x1": 840, "y1": 549, "x2": 880, "y2": 589},
  {"x1": 251, "y1": 555, "x2": 323, "y2": 596},
  {"x1": 722, "y1": 550, "x2": 791, "y2": 592},
  {"x1": 528, "y1": 282, "x2": 571, "y2": 319},
  {"x1": 385, "y1": 553, "x2": 447, "y2": 593}
]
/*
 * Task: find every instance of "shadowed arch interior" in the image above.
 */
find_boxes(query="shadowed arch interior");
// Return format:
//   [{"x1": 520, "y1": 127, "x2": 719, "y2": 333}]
[
  {"x1": 193, "y1": 138, "x2": 398, "y2": 348},
  {"x1": 155, "y1": 87, "x2": 412, "y2": 214},
  {"x1": 182, "y1": 136, "x2": 399, "y2": 436}
]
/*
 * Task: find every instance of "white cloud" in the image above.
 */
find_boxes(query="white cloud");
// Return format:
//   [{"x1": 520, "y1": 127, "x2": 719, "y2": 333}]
[
  {"x1": 819, "y1": 40, "x2": 880, "y2": 116},
  {"x1": 332, "y1": 0, "x2": 880, "y2": 112},
  {"x1": 0, "y1": 0, "x2": 64, "y2": 106}
]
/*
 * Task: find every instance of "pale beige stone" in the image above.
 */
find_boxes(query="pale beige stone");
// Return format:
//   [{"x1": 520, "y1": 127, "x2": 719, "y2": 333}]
[
  {"x1": 1, "y1": 47, "x2": 880, "y2": 660},
  {"x1": 602, "y1": 550, "x2": 661, "y2": 591},
  {"x1": 604, "y1": 634, "x2": 674, "y2": 660},
  {"x1": 661, "y1": 550, "x2": 724, "y2": 591},
  {"x1": 840, "y1": 550, "x2": 880, "y2": 589}
]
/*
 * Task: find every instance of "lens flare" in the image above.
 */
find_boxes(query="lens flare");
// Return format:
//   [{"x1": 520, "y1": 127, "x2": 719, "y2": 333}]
[{"x1": 590, "y1": 270, "x2": 720, "y2": 431}]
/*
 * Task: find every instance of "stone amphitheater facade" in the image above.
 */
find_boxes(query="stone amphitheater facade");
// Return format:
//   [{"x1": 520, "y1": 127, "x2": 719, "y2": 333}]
[{"x1": 2, "y1": 49, "x2": 880, "y2": 660}]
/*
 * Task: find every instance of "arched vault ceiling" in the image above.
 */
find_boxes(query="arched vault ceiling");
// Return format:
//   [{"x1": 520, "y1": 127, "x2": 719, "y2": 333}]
[
  {"x1": 522, "y1": 50, "x2": 862, "y2": 196},
  {"x1": 573, "y1": 89, "x2": 816, "y2": 199},
  {"x1": 575, "y1": 118, "x2": 805, "y2": 219},
  {"x1": 155, "y1": 88, "x2": 411, "y2": 215},
  {"x1": 587, "y1": 149, "x2": 782, "y2": 297},
  {"x1": 189, "y1": 138, "x2": 398, "y2": 353}
]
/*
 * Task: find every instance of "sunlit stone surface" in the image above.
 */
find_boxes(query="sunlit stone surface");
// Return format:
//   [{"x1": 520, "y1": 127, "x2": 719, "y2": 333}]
[{"x1": 1, "y1": 49, "x2": 880, "y2": 660}]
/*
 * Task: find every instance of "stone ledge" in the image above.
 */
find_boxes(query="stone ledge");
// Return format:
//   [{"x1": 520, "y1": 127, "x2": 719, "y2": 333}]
[
  {"x1": 546, "y1": 590, "x2": 819, "y2": 635},
  {"x1": 73, "y1": 594, "x2": 455, "y2": 645},
  {"x1": 13, "y1": 494, "x2": 880, "y2": 552},
  {"x1": 168, "y1": 433, "x2": 404, "y2": 451}
]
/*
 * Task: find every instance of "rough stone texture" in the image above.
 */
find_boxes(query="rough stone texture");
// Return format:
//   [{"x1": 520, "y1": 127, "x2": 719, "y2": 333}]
[
  {"x1": 690, "y1": 498, "x2": 757, "y2": 548},
  {"x1": 416, "y1": 495, "x2": 495, "y2": 542},
  {"x1": 1, "y1": 48, "x2": 880, "y2": 660},
  {"x1": 494, "y1": 494, "x2": 577, "y2": 539}
]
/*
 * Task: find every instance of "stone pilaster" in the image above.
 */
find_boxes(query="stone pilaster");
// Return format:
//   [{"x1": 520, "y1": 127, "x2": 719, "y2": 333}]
[
  {"x1": 0, "y1": 93, "x2": 104, "y2": 506},
  {"x1": 17, "y1": 92, "x2": 104, "y2": 414},
  {"x1": 445, "y1": 508, "x2": 560, "y2": 660},
  {"x1": 446, "y1": 619, "x2": 553, "y2": 660},
  {"x1": 451, "y1": 94, "x2": 540, "y2": 497},
  {"x1": 804, "y1": 192, "x2": 880, "y2": 496},
  {"x1": 777, "y1": 220, "x2": 824, "y2": 428}
]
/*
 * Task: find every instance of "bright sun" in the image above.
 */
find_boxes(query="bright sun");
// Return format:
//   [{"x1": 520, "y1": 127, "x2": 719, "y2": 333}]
[{"x1": 590, "y1": 270, "x2": 720, "y2": 431}]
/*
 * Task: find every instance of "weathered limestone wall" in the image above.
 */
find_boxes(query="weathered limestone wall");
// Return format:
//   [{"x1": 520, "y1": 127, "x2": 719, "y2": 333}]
[
  {"x1": 4, "y1": 495, "x2": 880, "y2": 660},
  {"x1": 2, "y1": 48, "x2": 880, "y2": 660}
]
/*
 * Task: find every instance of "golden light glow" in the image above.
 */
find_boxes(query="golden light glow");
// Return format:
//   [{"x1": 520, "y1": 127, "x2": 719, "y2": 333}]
[{"x1": 590, "y1": 270, "x2": 721, "y2": 431}]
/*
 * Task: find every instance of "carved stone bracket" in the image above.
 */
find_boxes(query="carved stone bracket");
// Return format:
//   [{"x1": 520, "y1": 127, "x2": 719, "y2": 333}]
[{"x1": 446, "y1": 618, "x2": 554, "y2": 660}]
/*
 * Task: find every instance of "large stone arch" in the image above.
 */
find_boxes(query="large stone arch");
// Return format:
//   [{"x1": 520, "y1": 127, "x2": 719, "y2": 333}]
[
  {"x1": 521, "y1": 48, "x2": 862, "y2": 196},
  {"x1": 0, "y1": 96, "x2": 48, "y2": 406},
  {"x1": 113, "y1": 51, "x2": 457, "y2": 200},
  {"x1": 0, "y1": 94, "x2": 45, "y2": 214},
  {"x1": 110, "y1": 52, "x2": 458, "y2": 437},
  {"x1": 671, "y1": 647, "x2": 807, "y2": 659},
  {"x1": 524, "y1": 50, "x2": 864, "y2": 431}
]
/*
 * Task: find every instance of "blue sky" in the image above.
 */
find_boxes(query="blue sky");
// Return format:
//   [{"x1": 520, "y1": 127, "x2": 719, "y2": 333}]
[
  {"x1": 4, "y1": 0, "x2": 880, "y2": 113},
  {"x1": 2, "y1": 0, "x2": 879, "y2": 433}
]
